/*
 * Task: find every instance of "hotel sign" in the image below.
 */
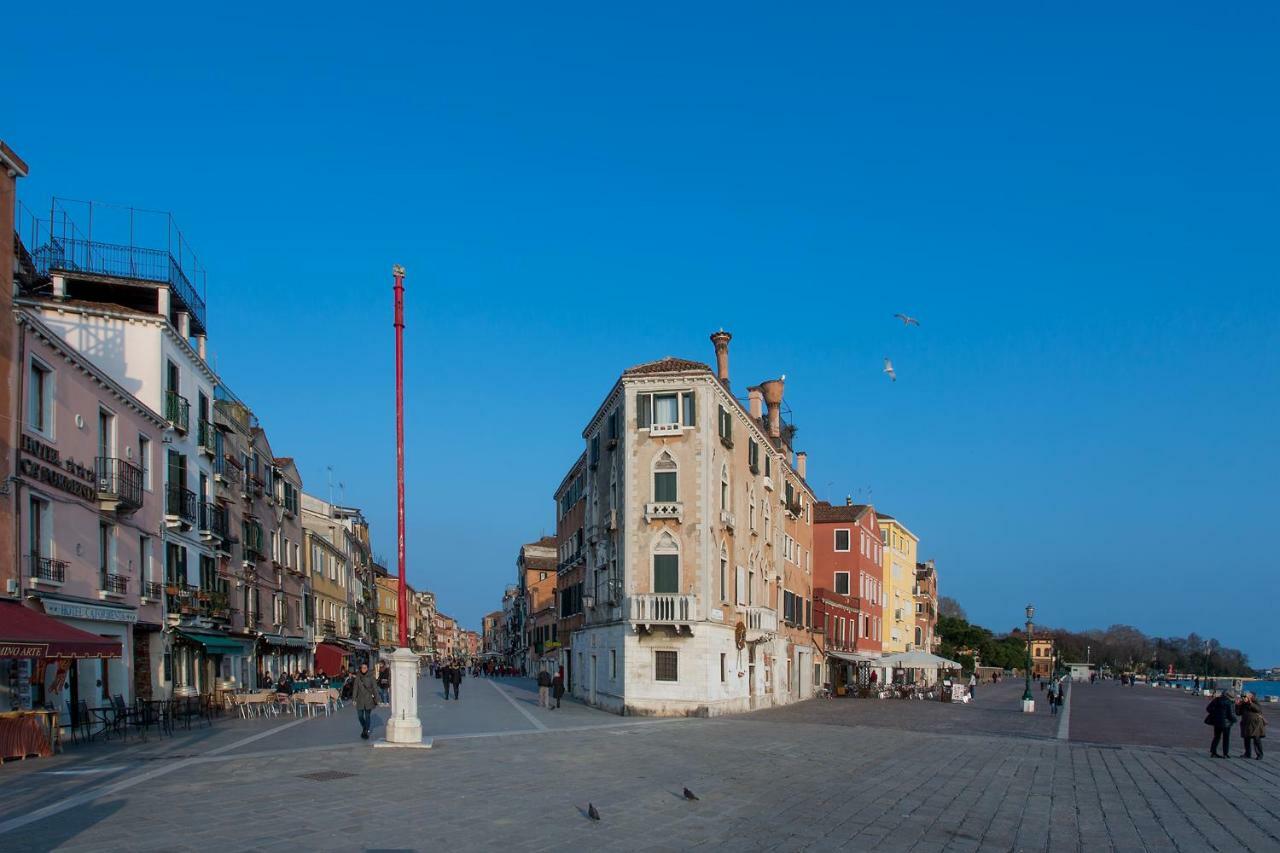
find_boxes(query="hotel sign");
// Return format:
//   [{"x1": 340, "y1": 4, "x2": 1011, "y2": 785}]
[
  {"x1": 42, "y1": 599, "x2": 137, "y2": 624},
  {"x1": 20, "y1": 434, "x2": 96, "y2": 501}
]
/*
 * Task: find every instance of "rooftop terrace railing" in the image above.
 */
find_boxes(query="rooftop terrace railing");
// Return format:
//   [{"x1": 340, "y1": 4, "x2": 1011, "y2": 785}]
[{"x1": 32, "y1": 236, "x2": 207, "y2": 335}]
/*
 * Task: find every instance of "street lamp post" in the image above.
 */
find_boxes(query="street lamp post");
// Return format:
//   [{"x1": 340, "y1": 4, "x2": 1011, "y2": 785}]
[
  {"x1": 380, "y1": 264, "x2": 427, "y2": 748},
  {"x1": 1022, "y1": 604, "x2": 1035, "y2": 713},
  {"x1": 1203, "y1": 639, "x2": 1211, "y2": 692}
]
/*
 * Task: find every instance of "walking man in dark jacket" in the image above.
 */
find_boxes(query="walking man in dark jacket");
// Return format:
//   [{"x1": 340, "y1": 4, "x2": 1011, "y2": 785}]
[
  {"x1": 1206, "y1": 690, "x2": 1238, "y2": 757},
  {"x1": 537, "y1": 668, "x2": 552, "y2": 708},
  {"x1": 552, "y1": 668, "x2": 565, "y2": 709},
  {"x1": 353, "y1": 662, "x2": 378, "y2": 740},
  {"x1": 450, "y1": 662, "x2": 463, "y2": 700}
]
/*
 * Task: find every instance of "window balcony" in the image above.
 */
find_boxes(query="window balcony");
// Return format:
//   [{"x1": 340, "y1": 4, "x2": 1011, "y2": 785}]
[
  {"x1": 142, "y1": 580, "x2": 165, "y2": 601},
  {"x1": 196, "y1": 420, "x2": 216, "y2": 456},
  {"x1": 28, "y1": 554, "x2": 67, "y2": 585},
  {"x1": 101, "y1": 573, "x2": 128, "y2": 596},
  {"x1": 744, "y1": 605, "x2": 778, "y2": 635},
  {"x1": 762, "y1": 476, "x2": 774, "y2": 492},
  {"x1": 648, "y1": 422, "x2": 683, "y2": 437},
  {"x1": 198, "y1": 501, "x2": 229, "y2": 540},
  {"x1": 626, "y1": 593, "x2": 697, "y2": 633},
  {"x1": 644, "y1": 502, "x2": 683, "y2": 523},
  {"x1": 320, "y1": 618, "x2": 337, "y2": 637},
  {"x1": 165, "y1": 484, "x2": 197, "y2": 525},
  {"x1": 95, "y1": 457, "x2": 143, "y2": 513},
  {"x1": 165, "y1": 391, "x2": 190, "y2": 434},
  {"x1": 720, "y1": 509, "x2": 735, "y2": 531}
]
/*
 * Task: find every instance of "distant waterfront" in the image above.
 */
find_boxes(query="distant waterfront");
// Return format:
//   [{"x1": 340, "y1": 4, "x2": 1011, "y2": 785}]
[{"x1": 1157, "y1": 678, "x2": 1280, "y2": 700}]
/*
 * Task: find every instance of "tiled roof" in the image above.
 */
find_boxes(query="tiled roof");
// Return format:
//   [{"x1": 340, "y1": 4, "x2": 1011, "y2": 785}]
[
  {"x1": 813, "y1": 501, "x2": 873, "y2": 524},
  {"x1": 533, "y1": 535, "x2": 556, "y2": 548},
  {"x1": 274, "y1": 457, "x2": 295, "y2": 466},
  {"x1": 525, "y1": 555, "x2": 556, "y2": 573},
  {"x1": 622, "y1": 356, "x2": 712, "y2": 376}
]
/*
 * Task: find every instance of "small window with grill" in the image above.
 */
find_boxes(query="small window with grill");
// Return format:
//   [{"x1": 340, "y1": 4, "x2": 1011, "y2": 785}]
[{"x1": 655, "y1": 650, "x2": 678, "y2": 682}]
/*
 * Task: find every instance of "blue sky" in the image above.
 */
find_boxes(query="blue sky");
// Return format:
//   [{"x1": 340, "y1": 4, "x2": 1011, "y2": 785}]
[{"x1": 9, "y1": 4, "x2": 1278, "y2": 664}]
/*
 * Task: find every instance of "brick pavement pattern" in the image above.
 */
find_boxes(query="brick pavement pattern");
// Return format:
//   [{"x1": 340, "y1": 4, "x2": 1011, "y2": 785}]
[{"x1": 1, "y1": 677, "x2": 1277, "y2": 852}]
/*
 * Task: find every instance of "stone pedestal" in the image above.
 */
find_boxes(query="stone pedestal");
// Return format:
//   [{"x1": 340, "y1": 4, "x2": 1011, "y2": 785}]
[
  {"x1": 1022, "y1": 698, "x2": 1036, "y2": 713},
  {"x1": 378, "y1": 646, "x2": 430, "y2": 748}
]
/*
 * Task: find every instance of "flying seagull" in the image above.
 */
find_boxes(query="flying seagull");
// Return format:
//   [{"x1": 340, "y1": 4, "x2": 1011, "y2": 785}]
[
  {"x1": 894, "y1": 313, "x2": 920, "y2": 327},
  {"x1": 683, "y1": 787, "x2": 700, "y2": 801},
  {"x1": 883, "y1": 358, "x2": 896, "y2": 382},
  {"x1": 587, "y1": 803, "x2": 601, "y2": 821}
]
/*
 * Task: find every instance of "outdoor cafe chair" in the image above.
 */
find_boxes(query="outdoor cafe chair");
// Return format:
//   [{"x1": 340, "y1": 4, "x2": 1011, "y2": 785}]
[{"x1": 303, "y1": 691, "x2": 330, "y2": 717}]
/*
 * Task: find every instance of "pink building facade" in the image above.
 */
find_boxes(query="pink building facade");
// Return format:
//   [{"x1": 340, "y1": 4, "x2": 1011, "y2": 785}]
[{"x1": 14, "y1": 311, "x2": 167, "y2": 714}]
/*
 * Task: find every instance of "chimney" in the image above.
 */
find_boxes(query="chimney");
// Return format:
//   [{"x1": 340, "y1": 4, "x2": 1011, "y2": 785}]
[
  {"x1": 846, "y1": 495, "x2": 853, "y2": 506},
  {"x1": 177, "y1": 311, "x2": 191, "y2": 339},
  {"x1": 759, "y1": 378, "x2": 784, "y2": 438},
  {"x1": 747, "y1": 387, "x2": 763, "y2": 420},
  {"x1": 710, "y1": 330, "x2": 732, "y2": 386},
  {"x1": 195, "y1": 334, "x2": 207, "y2": 360},
  {"x1": 796, "y1": 451, "x2": 807, "y2": 480}
]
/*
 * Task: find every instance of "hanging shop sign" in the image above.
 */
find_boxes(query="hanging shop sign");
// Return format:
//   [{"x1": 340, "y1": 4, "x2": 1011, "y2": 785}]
[{"x1": 20, "y1": 434, "x2": 96, "y2": 501}]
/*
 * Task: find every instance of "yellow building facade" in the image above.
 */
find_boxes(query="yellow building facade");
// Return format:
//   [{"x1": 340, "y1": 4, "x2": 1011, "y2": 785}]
[{"x1": 877, "y1": 514, "x2": 919, "y2": 654}]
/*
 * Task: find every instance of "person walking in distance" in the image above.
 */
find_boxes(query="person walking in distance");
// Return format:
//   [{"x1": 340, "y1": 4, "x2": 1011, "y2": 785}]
[
  {"x1": 968, "y1": 671, "x2": 977, "y2": 700},
  {"x1": 1238, "y1": 692, "x2": 1267, "y2": 759},
  {"x1": 552, "y1": 667, "x2": 565, "y2": 710},
  {"x1": 439, "y1": 661, "x2": 451, "y2": 700},
  {"x1": 450, "y1": 661, "x2": 463, "y2": 700},
  {"x1": 1206, "y1": 689, "x2": 1238, "y2": 758},
  {"x1": 537, "y1": 668, "x2": 553, "y2": 709},
  {"x1": 353, "y1": 662, "x2": 378, "y2": 740},
  {"x1": 1047, "y1": 681, "x2": 1058, "y2": 715}
]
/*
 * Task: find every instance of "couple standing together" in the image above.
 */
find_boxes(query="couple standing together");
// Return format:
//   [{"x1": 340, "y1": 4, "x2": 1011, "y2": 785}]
[
  {"x1": 1206, "y1": 690, "x2": 1267, "y2": 759},
  {"x1": 537, "y1": 668, "x2": 565, "y2": 709}
]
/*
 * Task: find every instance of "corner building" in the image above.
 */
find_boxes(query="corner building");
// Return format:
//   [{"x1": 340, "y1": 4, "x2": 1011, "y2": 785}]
[{"x1": 571, "y1": 332, "x2": 816, "y2": 716}]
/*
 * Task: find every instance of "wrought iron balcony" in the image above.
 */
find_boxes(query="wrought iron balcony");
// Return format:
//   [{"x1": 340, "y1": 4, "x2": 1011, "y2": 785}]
[
  {"x1": 102, "y1": 573, "x2": 128, "y2": 595},
  {"x1": 30, "y1": 554, "x2": 67, "y2": 583},
  {"x1": 198, "y1": 501, "x2": 228, "y2": 539},
  {"x1": 165, "y1": 484, "x2": 197, "y2": 522},
  {"x1": 165, "y1": 391, "x2": 190, "y2": 433},
  {"x1": 96, "y1": 456, "x2": 143, "y2": 512},
  {"x1": 143, "y1": 580, "x2": 165, "y2": 600},
  {"x1": 196, "y1": 420, "x2": 216, "y2": 455},
  {"x1": 320, "y1": 618, "x2": 337, "y2": 637}
]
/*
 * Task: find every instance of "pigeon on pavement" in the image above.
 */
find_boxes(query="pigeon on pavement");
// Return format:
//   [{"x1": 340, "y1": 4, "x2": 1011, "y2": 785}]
[
  {"x1": 883, "y1": 358, "x2": 896, "y2": 382},
  {"x1": 587, "y1": 803, "x2": 601, "y2": 821},
  {"x1": 683, "y1": 787, "x2": 700, "y2": 801}
]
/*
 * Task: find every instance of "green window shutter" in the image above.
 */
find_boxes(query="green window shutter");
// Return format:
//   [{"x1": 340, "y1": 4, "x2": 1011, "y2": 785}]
[
  {"x1": 683, "y1": 391, "x2": 695, "y2": 426},
  {"x1": 653, "y1": 554, "x2": 679, "y2": 593},
  {"x1": 638, "y1": 394, "x2": 651, "y2": 428},
  {"x1": 654, "y1": 471, "x2": 678, "y2": 502}
]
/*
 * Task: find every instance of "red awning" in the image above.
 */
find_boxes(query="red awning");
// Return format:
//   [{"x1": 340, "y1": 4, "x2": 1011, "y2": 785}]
[{"x1": 0, "y1": 600, "x2": 123, "y2": 659}]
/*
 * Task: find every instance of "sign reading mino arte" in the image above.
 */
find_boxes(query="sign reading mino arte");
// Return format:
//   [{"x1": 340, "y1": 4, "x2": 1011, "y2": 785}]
[{"x1": 20, "y1": 434, "x2": 96, "y2": 501}]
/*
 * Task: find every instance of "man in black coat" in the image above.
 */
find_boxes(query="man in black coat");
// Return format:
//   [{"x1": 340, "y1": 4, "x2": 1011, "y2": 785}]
[
  {"x1": 440, "y1": 663, "x2": 453, "y2": 700},
  {"x1": 450, "y1": 661, "x2": 463, "y2": 700},
  {"x1": 1206, "y1": 690, "x2": 1238, "y2": 758}
]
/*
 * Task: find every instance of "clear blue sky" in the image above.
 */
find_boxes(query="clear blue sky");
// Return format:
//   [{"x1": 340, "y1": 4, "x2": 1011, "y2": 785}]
[{"x1": 9, "y1": 4, "x2": 1278, "y2": 665}]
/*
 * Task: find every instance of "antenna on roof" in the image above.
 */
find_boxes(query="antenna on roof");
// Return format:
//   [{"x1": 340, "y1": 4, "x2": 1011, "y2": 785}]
[{"x1": 327, "y1": 466, "x2": 334, "y2": 504}]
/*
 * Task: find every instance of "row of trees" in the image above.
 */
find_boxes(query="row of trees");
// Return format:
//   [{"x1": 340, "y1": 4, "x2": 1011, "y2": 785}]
[{"x1": 936, "y1": 599, "x2": 1254, "y2": 676}]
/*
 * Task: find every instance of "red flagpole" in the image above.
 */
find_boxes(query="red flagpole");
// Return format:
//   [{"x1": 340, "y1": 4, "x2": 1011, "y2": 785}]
[{"x1": 393, "y1": 264, "x2": 408, "y2": 649}]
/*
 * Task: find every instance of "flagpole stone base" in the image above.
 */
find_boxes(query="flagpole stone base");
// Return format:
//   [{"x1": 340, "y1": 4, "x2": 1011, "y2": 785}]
[{"x1": 383, "y1": 646, "x2": 425, "y2": 745}]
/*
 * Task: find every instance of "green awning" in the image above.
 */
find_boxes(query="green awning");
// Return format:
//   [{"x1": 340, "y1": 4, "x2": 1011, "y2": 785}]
[{"x1": 176, "y1": 630, "x2": 252, "y2": 655}]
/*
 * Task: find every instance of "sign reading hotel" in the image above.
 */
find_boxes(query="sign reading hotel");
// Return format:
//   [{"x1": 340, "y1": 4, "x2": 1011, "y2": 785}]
[{"x1": 20, "y1": 434, "x2": 96, "y2": 501}]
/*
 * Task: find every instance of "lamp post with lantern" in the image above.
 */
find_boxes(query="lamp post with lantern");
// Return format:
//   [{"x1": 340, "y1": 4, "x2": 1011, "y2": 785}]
[{"x1": 1022, "y1": 603, "x2": 1035, "y2": 713}]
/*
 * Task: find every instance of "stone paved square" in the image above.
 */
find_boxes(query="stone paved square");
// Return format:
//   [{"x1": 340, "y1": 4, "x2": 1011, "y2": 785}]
[{"x1": 1, "y1": 676, "x2": 1276, "y2": 852}]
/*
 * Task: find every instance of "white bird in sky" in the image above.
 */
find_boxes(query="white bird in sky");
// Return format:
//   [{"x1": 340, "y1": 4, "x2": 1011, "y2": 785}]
[
  {"x1": 883, "y1": 358, "x2": 896, "y2": 382},
  {"x1": 894, "y1": 313, "x2": 920, "y2": 327}
]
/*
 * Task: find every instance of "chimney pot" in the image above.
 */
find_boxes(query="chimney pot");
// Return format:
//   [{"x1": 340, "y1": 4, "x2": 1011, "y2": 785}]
[
  {"x1": 846, "y1": 495, "x2": 853, "y2": 506},
  {"x1": 759, "y1": 378, "x2": 785, "y2": 438},
  {"x1": 796, "y1": 451, "x2": 807, "y2": 480},
  {"x1": 747, "y1": 387, "x2": 763, "y2": 420},
  {"x1": 710, "y1": 330, "x2": 732, "y2": 385}
]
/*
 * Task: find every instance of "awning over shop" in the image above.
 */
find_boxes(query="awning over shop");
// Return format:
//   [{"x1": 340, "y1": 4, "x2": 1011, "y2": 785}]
[
  {"x1": 259, "y1": 634, "x2": 309, "y2": 649},
  {"x1": 826, "y1": 650, "x2": 881, "y2": 664},
  {"x1": 879, "y1": 650, "x2": 963, "y2": 669},
  {"x1": 174, "y1": 629, "x2": 252, "y2": 655},
  {"x1": 0, "y1": 600, "x2": 122, "y2": 659},
  {"x1": 315, "y1": 642, "x2": 350, "y2": 674},
  {"x1": 337, "y1": 638, "x2": 371, "y2": 651}
]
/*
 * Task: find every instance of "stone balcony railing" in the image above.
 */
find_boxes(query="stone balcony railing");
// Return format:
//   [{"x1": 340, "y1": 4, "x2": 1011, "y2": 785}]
[
  {"x1": 644, "y1": 502, "x2": 683, "y2": 523},
  {"x1": 744, "y1": 605, "x2": 777, "y2": 634},
  {"x1": 626, "y1": 593, "x2": 697, "y2": 633}
]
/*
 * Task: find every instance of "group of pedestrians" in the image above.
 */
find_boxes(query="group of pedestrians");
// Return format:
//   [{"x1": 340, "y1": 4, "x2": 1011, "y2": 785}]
[
  {"x1": 1206, "y1": 690, "x2": 1268, "y2": 759},
  {"x1": 537, "y1": 667, "x2": 565, "y2": 709}
]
